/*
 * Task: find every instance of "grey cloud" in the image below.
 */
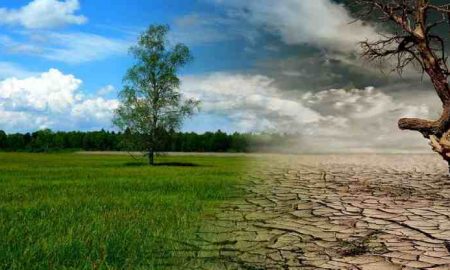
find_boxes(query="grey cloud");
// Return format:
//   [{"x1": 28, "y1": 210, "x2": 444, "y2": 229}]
[
  {"x1": 183, "y1": 72, "x2": 437, "y2": 153},
  {"x1": 256, "y1": 52, "x2": 393, "y2": 91},
  {"x1": 212, "y1": 0, "x2": 379, "y2": 52},
  {"x1": 193, "y1": 0, "x2": 425, "y2": 92}
]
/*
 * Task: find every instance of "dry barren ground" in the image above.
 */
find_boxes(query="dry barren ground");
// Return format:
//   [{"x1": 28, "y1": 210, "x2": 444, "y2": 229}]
[{"x1": 193, "y1": 154, "x2": 450, "y2": 270}]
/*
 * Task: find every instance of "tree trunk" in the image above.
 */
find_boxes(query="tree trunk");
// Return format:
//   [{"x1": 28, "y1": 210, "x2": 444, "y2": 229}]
[{"x1": 148, "y1": 148, "x2": 154, "y2": 166}]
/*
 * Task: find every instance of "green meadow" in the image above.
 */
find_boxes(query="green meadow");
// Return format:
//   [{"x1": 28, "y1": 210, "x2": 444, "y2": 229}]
[{"x1": 0, "y1": 153, "x2": 248, "y2": 269}]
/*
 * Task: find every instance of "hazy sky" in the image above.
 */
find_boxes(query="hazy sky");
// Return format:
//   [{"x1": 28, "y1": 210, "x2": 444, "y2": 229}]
[{"x1": 0, "y1": 0, "x2": 442, "y2": 152}]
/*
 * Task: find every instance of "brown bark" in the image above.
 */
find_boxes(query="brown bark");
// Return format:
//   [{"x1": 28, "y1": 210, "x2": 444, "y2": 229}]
[
  {"x1": 398, "y1": 27, "x2": 450, "y2": 138},
  {"x1": 149, "y1": 148, "x2": 155, "y2": 165},
  {"x1": 399, "y1": 105, "x2": 450, "y2": 138}
]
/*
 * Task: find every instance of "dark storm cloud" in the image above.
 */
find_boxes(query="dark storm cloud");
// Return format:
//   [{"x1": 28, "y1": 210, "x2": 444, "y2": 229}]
[
  {"x1": 200, "y1": 0, "x2": 450, "y2": 94},
  {"x1": 255, "y1": 50, "x2": 394, "y2": 91},
  {"x1": 200, "y1": 0, "x2": 422, "y2": 91}
]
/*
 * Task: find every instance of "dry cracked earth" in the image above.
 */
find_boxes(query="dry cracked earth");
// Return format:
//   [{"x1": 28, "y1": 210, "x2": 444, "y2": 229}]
[{"x1": 188, "y1": 154, "x2": 450, "y2": 270}]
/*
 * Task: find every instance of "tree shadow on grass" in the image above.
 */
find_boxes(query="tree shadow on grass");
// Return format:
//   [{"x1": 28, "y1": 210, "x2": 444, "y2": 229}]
[{"x1": 124, "y1": 162, "x2": 204, "y2": 167}]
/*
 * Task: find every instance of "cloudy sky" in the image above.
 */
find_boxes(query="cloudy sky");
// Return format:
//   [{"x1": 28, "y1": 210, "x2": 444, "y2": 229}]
[{"x1": 0, "y1": 0, "x2": 442, "y2": 152}]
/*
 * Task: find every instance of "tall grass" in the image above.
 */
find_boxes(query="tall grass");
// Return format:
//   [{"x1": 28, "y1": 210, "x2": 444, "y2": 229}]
[{"x1": 0, "y1": 153, "x2": 247, "y2": 269}]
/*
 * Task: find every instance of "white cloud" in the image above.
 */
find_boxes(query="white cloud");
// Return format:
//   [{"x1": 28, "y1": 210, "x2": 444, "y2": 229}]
[
  {"x1": 182, "y1": 73, "x2": 434, "y2": 152},
  {"x1": 215, "y1": 0, "x2": 379, "y2": 52},
  {"x1": 170, "y1": 13, "x2": 257, "y2": 45},
  {"x1": 0, "y1": 68, "x2": 80, "y2": 113},
  {"x1": 71, "y1": 97, "x2": 119, "y2": 128},
  {"x1": 0, "y1": 32, "x2": 130, "y2": 64},
  {"x1": 0, "y1": 35, "x2": 42, "y2": 54},
  {"x1": 0, "y1": 0, "x2": 87, "y2": 29},
  {"x1": 0, "y1": 62, "x2": 37, "y2": 79},
  {"x1": 0, "y1": 69, "x2": 118, "y2": 132},
  {"x1": 43, "y1": 32, "x2": 130, "y2": 64},
  {"x1": 171, "y1": 14, "x2": 228, "y2": 45},
  {"x1": 182, "y1": 73, "x2": 323, "y2": 131},
  {"x1": 96, "y1": 85, "x2": 115, "y2": 96},
  {"x1": 0, "y1": 110, "x2": 49, "y2": 131}
]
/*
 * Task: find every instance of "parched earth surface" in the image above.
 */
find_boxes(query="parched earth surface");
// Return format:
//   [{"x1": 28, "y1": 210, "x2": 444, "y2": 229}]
[{"x1": 190, "y1": 154, "x2": 450, "y2": 269}]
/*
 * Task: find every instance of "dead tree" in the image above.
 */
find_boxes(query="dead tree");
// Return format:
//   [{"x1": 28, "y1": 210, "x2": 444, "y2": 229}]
[{"x1": 354, "y1": 0, "x2": 450, "y2": 171}]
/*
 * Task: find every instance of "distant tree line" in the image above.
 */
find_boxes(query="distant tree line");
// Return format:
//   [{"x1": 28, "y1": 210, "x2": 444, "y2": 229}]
[{"x1": 0, "y1": 129, "x2": 290, "y2": 153}]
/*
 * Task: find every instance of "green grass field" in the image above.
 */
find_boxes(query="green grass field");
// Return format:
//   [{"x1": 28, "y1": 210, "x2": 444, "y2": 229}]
[{"x1": 0, "y1": 153, "x2": 248, "y2": 269}]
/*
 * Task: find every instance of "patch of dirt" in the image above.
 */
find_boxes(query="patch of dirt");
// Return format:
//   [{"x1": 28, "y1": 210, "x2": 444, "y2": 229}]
[{"x1": 190, "y1": 154, "x2": 450, "y2": 269}]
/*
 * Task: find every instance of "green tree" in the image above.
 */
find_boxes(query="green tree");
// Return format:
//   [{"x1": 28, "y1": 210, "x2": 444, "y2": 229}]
[
  {"x1": 114, "y1": 24, "x2": 198, "y2": 165},
  {"x1": 32, "y1": 129, "x2": 53, "y2": 152},
  {"x1": 7, "y1": 134, "x2": 25, "y2": 150},
  {"x1": 0, "y1": 130, "x2": 6, "y2": 149}
]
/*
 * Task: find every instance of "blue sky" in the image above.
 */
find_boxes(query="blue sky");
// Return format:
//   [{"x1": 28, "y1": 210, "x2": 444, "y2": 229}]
[
  {"x1": 0, "y1": 0, "x2": 254, "y2": 90},
  {"x1": 0, "y1": 0, "x2": 440, "y2": 151},
  {"x1": 0, "y1": 0, "x2": 266, "y2": 133}
]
